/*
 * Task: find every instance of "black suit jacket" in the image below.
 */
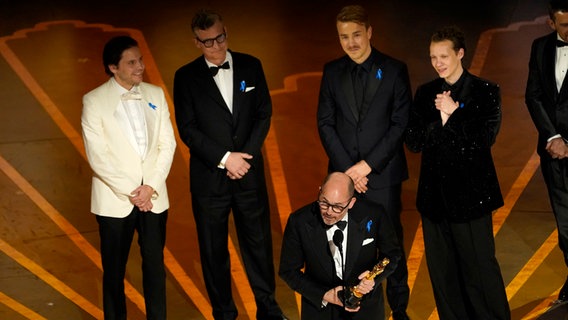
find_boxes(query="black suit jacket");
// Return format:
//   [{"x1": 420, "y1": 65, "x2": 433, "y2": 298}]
[
  {"x1": 173, "y1": 51, "x2": 271, "y2": 195},
  {"x1": 279, "y1": 199, "x2": 401, "y2": 320},
  {"x1": 405, "y1": 70, "x2": 504, "y2": 222},
  {"x1": 526, "y1": 31, "x2": 568, "y2": 160},
  {"x1": 317, "y1": 48, "x2": 411, "y2": 189}
]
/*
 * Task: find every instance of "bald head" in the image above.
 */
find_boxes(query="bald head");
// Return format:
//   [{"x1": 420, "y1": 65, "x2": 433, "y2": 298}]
[
  {"x1": 318, "y1": 172, "x2": 356, "y2": 225},
  {"x1": 321, "y1": 172, "x2": 355, "y2": 197}
]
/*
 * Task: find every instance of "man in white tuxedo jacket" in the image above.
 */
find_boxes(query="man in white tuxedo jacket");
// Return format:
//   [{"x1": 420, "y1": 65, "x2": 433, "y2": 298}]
[{"x1": 81, "y1": 35, "x2": 176, "y2": 320}]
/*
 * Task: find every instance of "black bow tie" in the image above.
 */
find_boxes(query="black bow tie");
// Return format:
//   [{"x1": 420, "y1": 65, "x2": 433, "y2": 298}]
[
  {"x1": 326, "y1": 220, "x2": 347, "y2": 231},
  {"x1": 557, "y1": 40, "x2": 568, "y2": 48},
  {"x1": 210, "y1": 61, "x2": 230, "y2": 76}
]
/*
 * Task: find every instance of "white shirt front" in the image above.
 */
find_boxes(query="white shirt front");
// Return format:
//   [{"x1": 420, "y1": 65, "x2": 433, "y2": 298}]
[
  {"x1": 114, "y1": 79, "x2": 147, "y2": 158},
  {"x1": 326, "y1": 216, "x2": 348, "y2": 279},
  {"x1": 206, "y1": 51, "x2": 234, "y2": 113}
]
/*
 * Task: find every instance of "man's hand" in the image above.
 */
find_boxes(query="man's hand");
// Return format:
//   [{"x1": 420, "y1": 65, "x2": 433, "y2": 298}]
[
  {"x1": 225, "y1": 152, "x2": 253, "y2": 180},
  {"x1": 435, "y1": 91, "x2": 458, "y2": 126},
  {"x1": 355, "y1": 270, "x2": 375, "y2": 295},
  {"x1": 323, "y1": 286, "x2": 361, "y2": 312},
  {"x1": 129, "y1": 185, "x2": 154, "y2": 212},
  {"x1": 345, "y1": 161, "x2": 371, "y2": 193},
  {"x1": 546, "y1": 137, "x2": 568, "y2": 159}
]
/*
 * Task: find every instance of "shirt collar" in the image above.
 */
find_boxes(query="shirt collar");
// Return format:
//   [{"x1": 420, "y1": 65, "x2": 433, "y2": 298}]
[{"x1": 205, "y1": 50, "x2": 233, "y2": 68}]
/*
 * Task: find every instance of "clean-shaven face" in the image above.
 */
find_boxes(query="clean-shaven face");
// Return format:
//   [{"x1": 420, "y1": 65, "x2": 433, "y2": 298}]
[
  {"x1": 318, "y1": 187, "x2": 355, "y2": 226},
  {"x1": 110, "y1": 46, "x2": 145, "y2": 90},
  {"x1": 194, "y1": 20, "x2": 228, "y2": 65},
  {"x1": 550, "y1": 11, "x2": 568, "y2": 42},
  {"x1": 337, "y1": 21, "x2": 372, "y2": 64},
  {"x1": 429, "y1": 39, "x2": 464, "y2": 84}
]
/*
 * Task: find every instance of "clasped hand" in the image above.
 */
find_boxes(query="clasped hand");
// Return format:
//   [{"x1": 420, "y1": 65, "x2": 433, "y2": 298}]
[
  {"x1": 129, "y1": 185, "x2": 154, "y2": 212},
  {"x1": 345, "y1": 160, "x2": 371, "y2": 193},
  {"x1": 435, "y1": 91, "x2": 459, "y2": 125},
  {"x1": 225, "y1": 152, "x2": 253, "y2": 180},
  {"x1": 546, "y1": 137, "x2": 568, "y2": 159}
]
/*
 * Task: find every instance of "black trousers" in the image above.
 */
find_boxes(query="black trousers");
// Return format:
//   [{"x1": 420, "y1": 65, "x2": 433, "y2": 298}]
[
  {"x1": 97, "y1": 207, "x2": 168, "y2": 320},
  {"x1": 421, "y1": 214, "x2": 510, "y2": 320},
  {"x1": 358, "y1": 184, "x2": 409, "y2": 315},
  {"x1": 191, "y1": 187, "x2": 282, "y2": 320},
  {"x1": 541, "y1": 159, "x2": 568, "y2": 267}
]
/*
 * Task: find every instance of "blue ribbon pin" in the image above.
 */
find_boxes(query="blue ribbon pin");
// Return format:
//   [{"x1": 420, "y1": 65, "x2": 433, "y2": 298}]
[
  {"x1": 240, "y1": 80, "x2": 246, "y2": 92},
  {"x1": 148, "y1": 102, "x2": 157, "y2": 110},
  {"x1": 376, "y1": 69, "x2": 383, "y2": 80},
  {"x1": 366, "y1": 220, "x2": 373, "y2": 232}
]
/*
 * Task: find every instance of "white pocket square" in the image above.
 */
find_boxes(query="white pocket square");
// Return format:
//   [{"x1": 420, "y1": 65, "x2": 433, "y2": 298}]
[
  {"x1": 362, "y1": 238, "x2": 374, "y2": 246},
  {"x1": 245, "y1": 86, "x2": 255, "y2": 92}
]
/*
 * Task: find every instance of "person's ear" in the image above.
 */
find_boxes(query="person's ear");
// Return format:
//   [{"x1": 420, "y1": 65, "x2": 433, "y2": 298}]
[{"x1": 548, "y1": 18, "x2": 557, "y2": 31}]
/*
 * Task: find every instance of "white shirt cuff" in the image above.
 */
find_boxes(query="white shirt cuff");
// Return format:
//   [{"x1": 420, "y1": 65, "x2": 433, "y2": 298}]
[
  {"x1": 217, "y1": 151, "x2": 231, "y2": 169},
  {"x1": 548, "y1": 134, "x2": 562, "y2": 142}
]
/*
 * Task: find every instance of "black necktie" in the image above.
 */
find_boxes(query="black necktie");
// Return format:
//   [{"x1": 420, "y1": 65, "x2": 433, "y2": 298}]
[
  {"x1": 558, "y1": 40, "x2": 568, "y2": 48},
  {"x1": 353, "y1": 65, "x2": 365, "y2": 110},
  {"x1": 210, "y1": 61, "x2": 230, "y2": 76}
]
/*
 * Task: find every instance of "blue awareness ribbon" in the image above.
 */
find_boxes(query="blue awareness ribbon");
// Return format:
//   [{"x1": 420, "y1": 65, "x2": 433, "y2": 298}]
[{"x1": 376, "y1": 69, "x2": 383, "y2": 80}]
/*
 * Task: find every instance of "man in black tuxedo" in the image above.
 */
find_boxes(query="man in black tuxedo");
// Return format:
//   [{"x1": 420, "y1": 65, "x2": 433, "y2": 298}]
[
  {"x1": 405, "y1": 26, "x2": 510, "y2": 319},
  {"x1": 526, "y1": 0, "x2": 568, "y2": 302},
  {"x1": 173, "y1": 9, "x2": 285, "y2": 320},
  {"x1": 279, "y1": 172, "x2": 402, "y2": 320},
  {"x1": 316, "y1": 5, "x2": 411, "y2": 319}
]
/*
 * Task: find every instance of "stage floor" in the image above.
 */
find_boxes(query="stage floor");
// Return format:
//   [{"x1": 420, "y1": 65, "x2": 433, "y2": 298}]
[{"x1": 0, "y1": 0, "x2": 562, "y2": 319}]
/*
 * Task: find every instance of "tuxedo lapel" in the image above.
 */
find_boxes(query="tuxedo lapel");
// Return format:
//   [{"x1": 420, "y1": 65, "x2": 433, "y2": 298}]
[
  {"x1": 109, "y1": 83, "x2": 140, "y2": 154},
  {"x1": 140, "y1": 88, "x2": 157, "y2": 152},
  {"x1": 231, "y1": 55, "x2": 242, "y2": 122},
  {"x1": 306, "y1": 211, "x2": 335, "y2": 280},
  {"x1": 544, "y1": 35, "x2": 560, "y2": 100},
  {"x1": 340, "y1": 64, "x2": 360, "y2": 122},
  {"x1": 359, "y1": 57, "x2": 383, "y2": 120},
  {"x1": 344, "y1": 215, "x2": 365, "y2": 281},
  {"x1": 198, "y1": 57, "x2": 232, "y2": 114}
]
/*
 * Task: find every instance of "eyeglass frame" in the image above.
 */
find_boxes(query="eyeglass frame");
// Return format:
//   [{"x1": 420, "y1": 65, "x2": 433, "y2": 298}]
[
  {"x1": 317, "y1": 197, "x2": 354, "y2": 214},
  {"x1": 196, "y1": 31, "x2": 227, "y2": 48}
]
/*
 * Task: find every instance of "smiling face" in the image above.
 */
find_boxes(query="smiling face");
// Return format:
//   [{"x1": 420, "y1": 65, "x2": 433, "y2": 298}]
[
  {"x1": 337, "y1": 21, "x2": 372, "y2": 64},
  {"x1": 109, "y1": 46, "x2": 145, "y2": 90},
  {"x1": 429, "y1": 39, "x2": 464, "y2": 84},
  {"x1": 550, "y1": 11, "x2": 568, "y2": 42}
]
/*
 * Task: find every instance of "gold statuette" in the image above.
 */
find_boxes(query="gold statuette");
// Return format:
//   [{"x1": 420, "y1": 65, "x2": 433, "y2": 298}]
[{"x1": 339, "y1": 257, "x2": 390, "y2": 308}]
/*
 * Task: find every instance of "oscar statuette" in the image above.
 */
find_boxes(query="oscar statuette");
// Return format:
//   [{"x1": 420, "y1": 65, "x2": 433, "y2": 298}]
[{"x1": 339, "y1": 257, "x2": 390, "y2": 309}]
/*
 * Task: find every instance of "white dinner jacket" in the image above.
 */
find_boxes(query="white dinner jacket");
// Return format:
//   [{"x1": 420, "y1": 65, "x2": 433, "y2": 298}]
[{"x1": 81, "y1": 78, "x2": 176, "y2": 218}]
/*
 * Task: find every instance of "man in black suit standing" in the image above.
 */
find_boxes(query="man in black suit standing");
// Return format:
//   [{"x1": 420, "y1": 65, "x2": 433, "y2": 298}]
[
  {"x1": 526, "y1": 0, "x2": 568, "y2": 302},
  {"x1": 173, "y1": 9, "x2": 285, "y2": 320},
  {"x1": 317, "y1": 5, "x2": 411, "y2": 319},
  {"x1": 406, "y1": 26, "x2": 510, "y2": 319},
  {"x1": 279, "y1": 172, "x2": 402, "y2": 320}
]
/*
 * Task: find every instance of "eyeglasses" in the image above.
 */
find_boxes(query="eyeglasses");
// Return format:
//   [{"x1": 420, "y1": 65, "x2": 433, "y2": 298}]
[
  {"x1": 317, "y1": 199, "x2": 352, "y2": 213},
  {"x1": 196, "y1": 32, "x2": 227, "y2": 48}
]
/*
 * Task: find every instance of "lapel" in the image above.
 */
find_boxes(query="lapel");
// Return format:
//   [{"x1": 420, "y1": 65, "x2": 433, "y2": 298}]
[
  {"x1": 544, "y1": 34, "x2": 561, "y2": 101},
  {"x1": 109, "y1": 81, "x2": 139, "y2": 154},
  {"x1": 139, "y1": 85, "x2": 157, "y2": 152},
  {"x1": 198, "y1": 56, "x2": 232, "y2": 114},
  {"x1": 231, "y1": 51, "x2": 241, "y2": 123},
  {"x1": 359, "y1": 51, "x2": 384, "y2": 120},
  {"x1": 344, "y1": 213, "x2": 366, "y2": 280},
  {"x1": 305, "y1": 204, "x2": 336, "y2": 280},
  {"x1": 340, "y1": 61, "x2": 360, "y2": 122}
]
